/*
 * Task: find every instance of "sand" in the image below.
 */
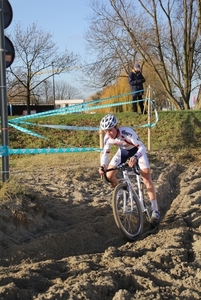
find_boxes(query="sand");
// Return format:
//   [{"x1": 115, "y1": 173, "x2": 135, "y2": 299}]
[{"x1": 0, "y1": 155, "x2": 201, "y2": 299}]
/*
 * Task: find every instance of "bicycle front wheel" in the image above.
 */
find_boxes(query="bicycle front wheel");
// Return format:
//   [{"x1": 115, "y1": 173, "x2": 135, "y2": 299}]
[{"x1": 112, "y1": 183, "x2": 143, "y2": 241}]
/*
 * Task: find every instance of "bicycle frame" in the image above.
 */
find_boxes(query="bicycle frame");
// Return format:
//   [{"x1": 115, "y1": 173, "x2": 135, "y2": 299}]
[
  {"x1": 117, "y1": 164, "x2": 152, "y2": 221},
  {"x1": 121, "y1": 168, "x2": 135, "y2": 213},
  {"x1": 103, "y1": 162, "x2": 153, "y2": 240}
]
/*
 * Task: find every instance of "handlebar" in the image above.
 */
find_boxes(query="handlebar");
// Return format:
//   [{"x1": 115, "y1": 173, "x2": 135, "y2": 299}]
[{"x1": 100, "y1": 161, "x2": 140, "y2": 183}]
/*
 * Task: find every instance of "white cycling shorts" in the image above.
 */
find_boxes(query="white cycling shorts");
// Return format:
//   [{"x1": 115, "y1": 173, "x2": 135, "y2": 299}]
[{"x1": 109, "y1": 148, "x2": 150, "y2": 170}]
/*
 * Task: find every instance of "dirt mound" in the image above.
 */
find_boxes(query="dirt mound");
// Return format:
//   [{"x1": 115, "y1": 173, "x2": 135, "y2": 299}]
[{"x1": 0, "y1": 161, "x2": 201, "y2": 299}]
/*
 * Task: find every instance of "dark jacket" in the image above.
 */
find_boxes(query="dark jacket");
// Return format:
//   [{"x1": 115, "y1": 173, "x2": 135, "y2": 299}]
[{"x1": 128, "y1": 70, "x2": 145, "y2": 97}]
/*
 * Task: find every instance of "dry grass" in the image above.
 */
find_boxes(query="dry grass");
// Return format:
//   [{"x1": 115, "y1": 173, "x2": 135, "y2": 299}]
[{"x1": 0, "y1": 177, "x2": 27, "y2": 203}]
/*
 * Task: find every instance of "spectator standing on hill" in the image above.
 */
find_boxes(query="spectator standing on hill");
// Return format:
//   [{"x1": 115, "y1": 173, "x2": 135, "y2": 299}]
[{"x1": 128, "y1": 63, "x2": 146, "y2": 114}]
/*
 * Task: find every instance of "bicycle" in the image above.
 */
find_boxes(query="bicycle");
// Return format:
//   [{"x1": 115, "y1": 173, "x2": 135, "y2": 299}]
[{"x1": 101, "y1": 162, "x2": 155, "y2": 241}]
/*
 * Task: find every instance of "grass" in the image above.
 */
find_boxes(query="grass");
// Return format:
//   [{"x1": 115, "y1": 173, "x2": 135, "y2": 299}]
[
  {"x1": 0, "y1": 177, "x2": 28, "y2": 206},
  {"x1": 0, "y1": 109, "x2": 201, "y2": 207},
  {"x1": 7, "y1": 110, "x2": 201, "y2": 154},
  {"x1": 1, "y1": 110, "x2": 201, "y2": 171}
]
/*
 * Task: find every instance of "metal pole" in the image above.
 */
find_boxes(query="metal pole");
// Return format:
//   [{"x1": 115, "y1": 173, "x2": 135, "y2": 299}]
[
  {"x1": 0, "y1": 0, "x2": 9, "y2": 181},
  {"x1": 52, "y1": 62, "x2": 55, "y2": 108}
]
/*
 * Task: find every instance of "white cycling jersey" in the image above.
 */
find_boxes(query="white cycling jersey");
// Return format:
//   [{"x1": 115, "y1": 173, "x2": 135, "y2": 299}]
[{"x1": 101, "y1": 126, "x2": 148, "y2": 167}]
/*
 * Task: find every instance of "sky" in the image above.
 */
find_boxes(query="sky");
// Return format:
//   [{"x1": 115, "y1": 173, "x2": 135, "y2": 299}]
[{"x1": 6, "y1": 0, "x2": 94, "y2": 98}]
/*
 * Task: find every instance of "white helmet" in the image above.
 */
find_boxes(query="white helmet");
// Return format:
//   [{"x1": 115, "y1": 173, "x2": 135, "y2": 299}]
[{"x1": 100, "y1": 114, "x2": 118, "y2": 130}]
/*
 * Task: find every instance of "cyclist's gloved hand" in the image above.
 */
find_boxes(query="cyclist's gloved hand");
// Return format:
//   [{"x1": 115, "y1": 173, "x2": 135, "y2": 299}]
[
  {"x1": 99, "y1": 165, "x2": 106, "y2": 175},
  {"x1": 128, "y1": 155, "x2": 138, "y2": 168}
]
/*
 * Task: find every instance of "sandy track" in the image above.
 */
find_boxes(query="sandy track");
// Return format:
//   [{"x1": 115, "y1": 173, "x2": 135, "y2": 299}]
[{"x1": 0, "y1": 160, "x2": 201, "y2": 299}]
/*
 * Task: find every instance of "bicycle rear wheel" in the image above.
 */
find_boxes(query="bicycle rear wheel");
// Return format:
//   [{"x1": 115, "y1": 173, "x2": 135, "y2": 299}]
[{"x1": 112, "y1": 183, "x2": 143, "y2": 241}]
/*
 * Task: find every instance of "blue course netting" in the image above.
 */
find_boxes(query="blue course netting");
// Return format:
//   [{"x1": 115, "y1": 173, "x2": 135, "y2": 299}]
[
  {"x1": 4, "y1": 90, "x2": 158, "y2": 157},
  {"x1": 0, "y1": 146, "x2": 102, "y2": 156}
]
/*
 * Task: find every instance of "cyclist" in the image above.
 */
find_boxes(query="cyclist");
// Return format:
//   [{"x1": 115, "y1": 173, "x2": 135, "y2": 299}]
[{"x1": 98, "y1": 113, "x2": 160, "y2": 224}]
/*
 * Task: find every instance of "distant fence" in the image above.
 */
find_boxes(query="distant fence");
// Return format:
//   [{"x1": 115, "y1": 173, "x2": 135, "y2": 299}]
[{"x1": 4, "y1": 105, "x2": 55, "y2": 116}]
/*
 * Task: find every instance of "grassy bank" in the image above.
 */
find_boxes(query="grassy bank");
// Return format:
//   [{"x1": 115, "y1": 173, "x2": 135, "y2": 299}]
[
  {"x1": 4, "y1": 110, "x2": 201, "y2": 166},
  {"x1": 0, "y1": 109, "x2": 201, "y2": 197}
]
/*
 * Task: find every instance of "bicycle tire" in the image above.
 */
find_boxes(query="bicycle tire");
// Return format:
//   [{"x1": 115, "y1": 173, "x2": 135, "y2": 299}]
[{"x1": 112, "y1": 182, "x2": 143, "y2": 241}]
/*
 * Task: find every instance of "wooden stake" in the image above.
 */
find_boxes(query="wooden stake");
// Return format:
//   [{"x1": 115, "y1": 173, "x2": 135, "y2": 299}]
[{"x1": 147, "y1": 85, "x2": 152, "y2": 151}]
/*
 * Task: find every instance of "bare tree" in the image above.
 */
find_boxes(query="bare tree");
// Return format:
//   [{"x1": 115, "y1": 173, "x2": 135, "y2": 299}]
[
  {"x1": 83, "y1": 0, "x2": 201, "y2": 109},
  {"x1": 82, "y1": 1, "x2": 135, "y2": 88},
  {"x1": 55, "y1": 81, "x2": 83, "y2": 100},
  {"x1": 35, "y1": 79, "x2": 83, "y2": 103},
  {"x1": 7, "y1": 22, "x2": 77, "y2": 114},
  {"x1": 198, "y1": 0, "x2": 201, "y2": 32}
]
